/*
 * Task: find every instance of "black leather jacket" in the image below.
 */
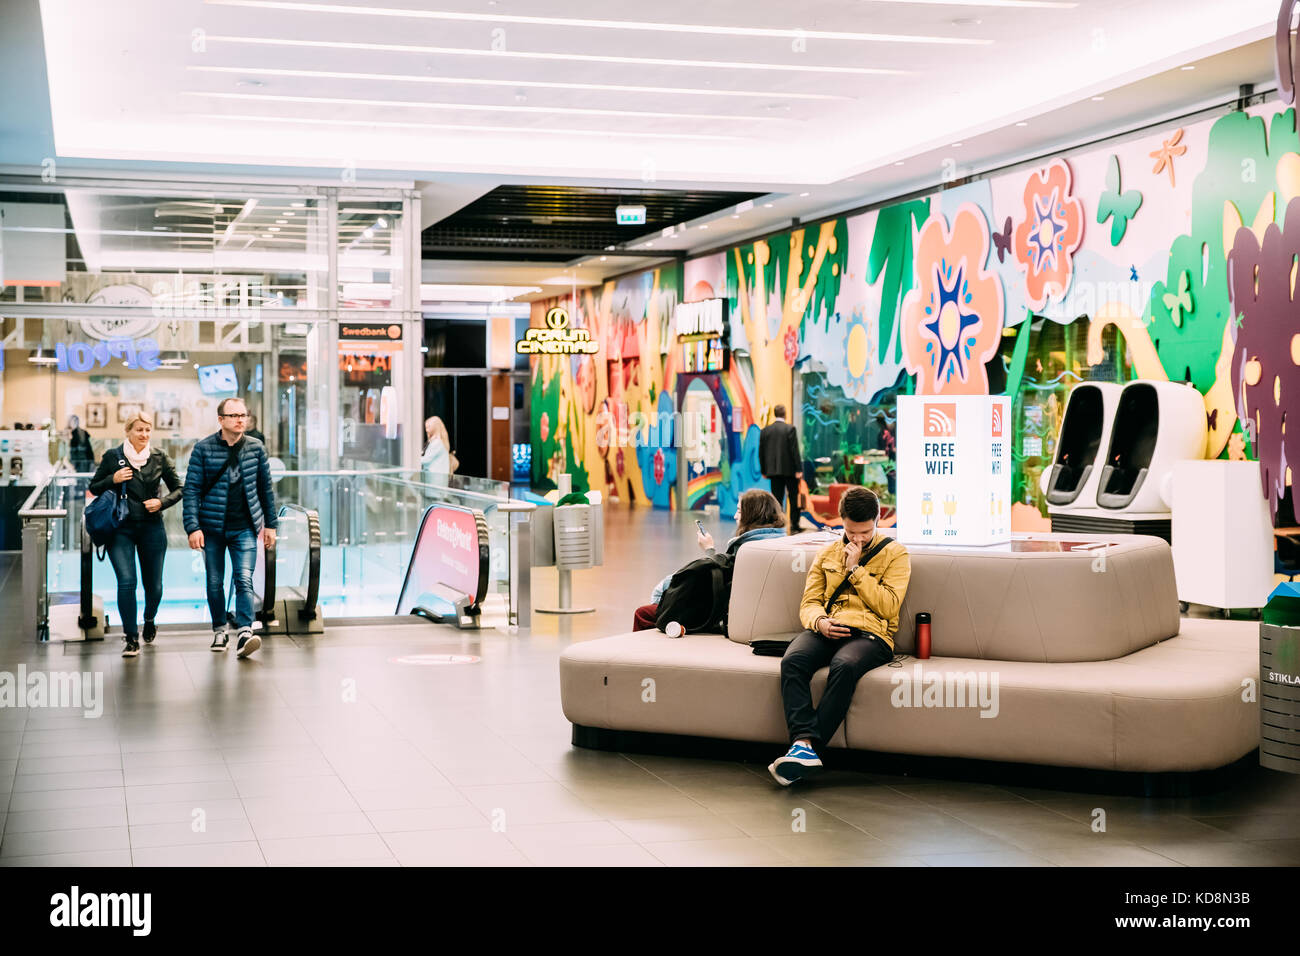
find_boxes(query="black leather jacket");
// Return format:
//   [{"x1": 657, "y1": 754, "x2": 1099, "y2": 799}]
[{"x1": 88, "y1": 446, "x2": 184, "y2": 521}]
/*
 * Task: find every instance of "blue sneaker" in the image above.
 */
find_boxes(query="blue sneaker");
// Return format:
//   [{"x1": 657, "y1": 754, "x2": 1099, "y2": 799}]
[{"x1": 768, "y1": 742, "x2": 823, "y2": 786}]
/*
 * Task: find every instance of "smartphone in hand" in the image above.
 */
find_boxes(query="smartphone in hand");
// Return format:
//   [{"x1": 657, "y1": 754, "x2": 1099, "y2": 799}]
[{"x1": 695, "y1": 519, "x2": 706, "y2": 535}]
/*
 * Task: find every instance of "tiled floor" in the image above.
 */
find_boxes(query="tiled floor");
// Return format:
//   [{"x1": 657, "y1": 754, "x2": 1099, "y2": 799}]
[{"x1": 2, "y1": 512, "x2": 1300, "y2": 866}]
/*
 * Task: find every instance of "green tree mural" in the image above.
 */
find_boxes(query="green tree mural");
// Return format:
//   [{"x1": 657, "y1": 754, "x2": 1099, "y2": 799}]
[{"x1": 866, "y1": 198, "x2": 931, "y2": 365}]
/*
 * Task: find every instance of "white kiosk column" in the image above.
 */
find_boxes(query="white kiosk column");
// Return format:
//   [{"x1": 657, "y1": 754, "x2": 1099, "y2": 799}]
[{"x1": 896, "y1": 395, "x2": 1012, "y2": 547}]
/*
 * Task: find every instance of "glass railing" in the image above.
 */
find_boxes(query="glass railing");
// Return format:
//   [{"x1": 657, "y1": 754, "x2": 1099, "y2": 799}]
[
  {"x1": 28, "y1": 465, "x2": 531, "y2": 635},
  {"x1": 279, "y1": 468, "x2": 520, "y2": 622}
]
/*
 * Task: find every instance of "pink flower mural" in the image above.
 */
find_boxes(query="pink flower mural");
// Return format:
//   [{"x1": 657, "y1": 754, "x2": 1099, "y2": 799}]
[
  {"x1": 901, "y1": 203, "x2": 1005, "y2": 395},
  {"x1": 1013, "y1": 159, "x2": 1085, "y2": 309}
]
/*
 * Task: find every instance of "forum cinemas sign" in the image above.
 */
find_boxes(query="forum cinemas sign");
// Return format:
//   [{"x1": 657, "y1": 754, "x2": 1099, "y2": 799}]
[{"x1": 516, "y1": 307, "x2": 598, "y2": 356}]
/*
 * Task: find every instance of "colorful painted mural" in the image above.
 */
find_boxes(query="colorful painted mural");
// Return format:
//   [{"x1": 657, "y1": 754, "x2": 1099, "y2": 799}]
[{"x1": 529, "y1": 95, "x2": 1300, "y2": 524}]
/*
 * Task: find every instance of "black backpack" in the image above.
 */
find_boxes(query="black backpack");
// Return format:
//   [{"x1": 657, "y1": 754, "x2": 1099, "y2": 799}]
[{"x1": 655, "y1": 551, "x2": 736, "y2": 635}]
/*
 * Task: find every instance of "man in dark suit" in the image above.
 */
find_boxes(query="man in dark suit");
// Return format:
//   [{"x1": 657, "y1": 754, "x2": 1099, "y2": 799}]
[{"x1": 759, "y1": 404, "x2": 802, "y2": 534}]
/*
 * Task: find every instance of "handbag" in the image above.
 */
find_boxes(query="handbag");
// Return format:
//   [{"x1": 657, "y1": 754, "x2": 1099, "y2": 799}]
[{"x1": 85, "y1": 487, "x2": 128, "y2": 549}]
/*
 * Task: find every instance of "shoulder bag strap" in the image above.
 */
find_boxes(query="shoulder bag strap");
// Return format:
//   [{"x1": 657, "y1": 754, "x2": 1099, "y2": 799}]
[
  {"x1": 200, "y1": 442, "x2": 242, "y2": 502},
  {"x1": 823, "y1": 537, "x2": 891, "y2": 615}
]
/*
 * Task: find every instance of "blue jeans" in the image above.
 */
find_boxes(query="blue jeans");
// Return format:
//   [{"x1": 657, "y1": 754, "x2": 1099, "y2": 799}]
[
  {"x1": 106, "y1": 518, "x2": 167, "y2": 639},
  {"x1": 202, "y1": 528, "x2": 258, "y2": 630}
]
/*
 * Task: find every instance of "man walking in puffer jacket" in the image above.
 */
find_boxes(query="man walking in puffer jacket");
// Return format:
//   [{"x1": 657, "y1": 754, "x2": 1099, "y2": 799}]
[{"x1": 183, "y1": 397, "x2": 277, "y2": 658}]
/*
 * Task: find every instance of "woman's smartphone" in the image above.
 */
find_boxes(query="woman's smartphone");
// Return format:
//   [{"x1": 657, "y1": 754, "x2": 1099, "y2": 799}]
[{"x1": 695, "y1": 520, "x2": 706, "y2": 535}]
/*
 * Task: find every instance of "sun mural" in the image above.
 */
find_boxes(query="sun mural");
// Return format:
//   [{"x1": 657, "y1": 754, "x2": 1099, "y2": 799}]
[
  {"x1": 901, "y1": 203, "x2": 1005, "y2": 395},
  {"x1": 1013, "y1": 159, "x2": 1085, "y2": 310},
  {"x1": 844, "y1": 308, "x2": 872, "y2": 396}
]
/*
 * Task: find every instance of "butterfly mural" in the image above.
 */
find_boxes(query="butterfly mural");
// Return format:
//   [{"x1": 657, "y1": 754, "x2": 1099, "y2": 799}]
[
  {"x1": 1096, "y1": 155, "x2": 1143, "y2": 245},
  {"x1": 991, "y1": 215, "x2": 1012, "y2": 263},
  {"x1": 1150, "y1": 128, "x2": 1187, "y2": 187},
  {"x1": 1162, "y1": 270, "x2": 1193, "y2": 327}
]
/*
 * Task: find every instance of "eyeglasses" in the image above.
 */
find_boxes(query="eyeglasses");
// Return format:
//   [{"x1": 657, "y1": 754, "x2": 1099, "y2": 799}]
[{"x1": 221, "y1": 413, "x2": 249, "y2": 420}]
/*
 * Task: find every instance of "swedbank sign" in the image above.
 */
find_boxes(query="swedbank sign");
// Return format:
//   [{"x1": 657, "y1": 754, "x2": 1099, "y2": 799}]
[{"x1": 516, "y1": 307, "x2": 598, "y2": 356}]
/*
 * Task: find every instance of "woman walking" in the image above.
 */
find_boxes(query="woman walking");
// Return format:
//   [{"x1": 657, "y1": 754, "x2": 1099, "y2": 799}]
[
  {"x1": 88, "y1": 412, "x2": 183, "y2": 657},
  {"x1": 420, "y1": 415, "x2": 455, "y2": 485}
]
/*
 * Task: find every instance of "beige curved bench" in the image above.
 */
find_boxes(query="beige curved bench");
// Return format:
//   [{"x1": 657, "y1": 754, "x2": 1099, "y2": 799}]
[{"x1": 559, "y1": 533, "x2": 1259, "y2": 775}]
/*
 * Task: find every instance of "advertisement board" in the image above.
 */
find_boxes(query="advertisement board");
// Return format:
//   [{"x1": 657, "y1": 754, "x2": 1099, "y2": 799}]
[
  {"x1": 395, "y1": 504, "x2": 489, "y2": 617},
  {"x1": 896, "y1": 394, "x2": 1011, "y2": 546}
]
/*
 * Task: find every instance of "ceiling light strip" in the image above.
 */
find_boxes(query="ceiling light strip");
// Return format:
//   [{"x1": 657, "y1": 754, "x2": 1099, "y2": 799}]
[
  {"x1": 186, "y1": 90, "x2": 790, "y2": 122},
  {"x1": 204, "y1": 0, "x2": 992, "y2": 44},
  {"x1": 188, "y1": 65, "x2": 851, "y2": 101},
  {"x1": 207, "y1": 36, "x2": 913, "y2": 75},
  {"x1": 199, "y1": 112, "x2": 743, "y2": 141}
]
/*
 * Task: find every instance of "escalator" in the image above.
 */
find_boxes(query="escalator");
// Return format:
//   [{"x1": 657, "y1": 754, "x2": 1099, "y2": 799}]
[{"x1": 22, "y1": 469, "x2": 322, "y2": 642}]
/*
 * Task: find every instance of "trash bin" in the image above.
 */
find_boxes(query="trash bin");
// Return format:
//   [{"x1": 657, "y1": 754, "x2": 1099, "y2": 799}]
[{"x1": 1261, "y1": 582, "x2": 1300, "y2": 774}]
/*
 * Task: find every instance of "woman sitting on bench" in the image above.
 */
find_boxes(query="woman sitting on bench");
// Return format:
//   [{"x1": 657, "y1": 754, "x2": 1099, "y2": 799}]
[{"x1": 632, "y1": 489, "x2": 788, "y2": 631}]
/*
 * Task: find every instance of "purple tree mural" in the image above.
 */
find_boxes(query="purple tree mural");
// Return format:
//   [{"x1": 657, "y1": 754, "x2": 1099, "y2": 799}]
[{"x1": 1227, "y1": 195, "x2": 1300, "y2": 518}]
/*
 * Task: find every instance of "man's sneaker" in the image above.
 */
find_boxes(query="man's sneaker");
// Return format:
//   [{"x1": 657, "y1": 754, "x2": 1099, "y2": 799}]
[
  {"x1": 210, "y1": 627, "x2": 229, "y2": 652},
  {"x1": 142, "y1": 621, "x2": 157, "y2": 645},
  {"x1": 236, "y1": 629, "x2": 261, "y2": 659},
  {"x1": 768, "y1": 742, "x2": 823, "y2": 786},
  {"x1": 122, "y1": 639, "x2": 140, "y2": 658}
]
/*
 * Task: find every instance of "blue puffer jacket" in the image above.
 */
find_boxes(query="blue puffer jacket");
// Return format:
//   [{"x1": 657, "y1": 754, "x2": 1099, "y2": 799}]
[{"x1": 182, "y1": 433, "x2": 277, "y2": 535}]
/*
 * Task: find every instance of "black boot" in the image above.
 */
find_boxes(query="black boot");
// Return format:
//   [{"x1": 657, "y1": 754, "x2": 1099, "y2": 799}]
[{"x1": 143, "y1": 621, "x2": 157, "y2": 645}]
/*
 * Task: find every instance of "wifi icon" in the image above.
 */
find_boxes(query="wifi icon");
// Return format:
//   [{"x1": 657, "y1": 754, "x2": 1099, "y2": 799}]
[{"x1": 924, "y1": 404, "x2": 957, "y2": 437}]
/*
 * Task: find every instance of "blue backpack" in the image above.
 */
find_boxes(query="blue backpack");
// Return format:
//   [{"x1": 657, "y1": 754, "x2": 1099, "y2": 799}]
[{"x1": 85, "y1": 451, "x2": 130, "y2": 548}]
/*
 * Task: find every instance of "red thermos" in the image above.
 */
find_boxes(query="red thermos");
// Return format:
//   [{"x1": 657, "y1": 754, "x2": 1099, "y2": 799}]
[{"x1": 915, "y1": 612, "x2": 932, "y2": 660}]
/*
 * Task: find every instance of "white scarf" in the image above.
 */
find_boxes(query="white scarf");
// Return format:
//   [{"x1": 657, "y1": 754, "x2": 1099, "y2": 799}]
[{"x1": 123, "y1": 440, "x2": 151, "y2": 470}]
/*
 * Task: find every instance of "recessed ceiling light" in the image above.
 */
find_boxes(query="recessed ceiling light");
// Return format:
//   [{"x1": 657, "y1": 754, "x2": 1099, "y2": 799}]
[
  {"x1": 951, "y1": 17, "x2": 982, "y2": 26},
  {"x1": 1015, "y1": 121, "x2": 1028, "y2": 127},
  {"x1": 268, "y1": 226, "x2": 280, "y2": 232},
  {"x1": 894, "y1": 161, "x2": 904, "y2": 166},
  {"x1": 951, "y1": 142, "x2": 963, "y2": 147},
  {"x1": 1091, "y1": 95, "x2": 1105, "y2": 101},
  {"x1": 285, "y1": 211, "x2": 296, "y2": 216},
  {"x1": 1181, "y1": 65, "x2": 1195, "y2": 71},
  {"x1": 275, "y1": 219, "x2": 287, "y2": 224},
  {"x1": 291, "y1": 201, "x2": 306, "y2": 207},
  {"x1": 800, "y1": 192, "x2": 810, "y2": 197}
]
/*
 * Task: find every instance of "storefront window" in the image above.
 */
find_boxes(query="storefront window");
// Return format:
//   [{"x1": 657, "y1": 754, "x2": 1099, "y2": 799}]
[
  {"x1": 337, "y1": 199, "x2": 405, "y2": 310},
  {"x1": 798, "y1": 367, "x2": 901, "y2": 510},
  {"x1": 0, "y1": 177, "x2": 421, "y2": 491},
  {"x1": 0, "y1": 186, "x2": 327, "y2": 310}
]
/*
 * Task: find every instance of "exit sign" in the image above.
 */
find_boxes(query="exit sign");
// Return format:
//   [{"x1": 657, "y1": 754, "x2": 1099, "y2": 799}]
[{"x1": 615, "y1": 205, "x2": 647, "y2": 225}]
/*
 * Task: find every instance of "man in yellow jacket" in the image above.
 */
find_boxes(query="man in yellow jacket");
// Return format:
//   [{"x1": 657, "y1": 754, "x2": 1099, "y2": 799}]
[{"x1": 770, "y1": 486, "x2": 911, "y2": 786}]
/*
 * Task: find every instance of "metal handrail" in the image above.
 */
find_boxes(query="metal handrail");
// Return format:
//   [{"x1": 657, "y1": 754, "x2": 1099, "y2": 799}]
[
  {"x1": 276, "y1": 503, "x2": 322, "y2": 622},
  {"x1": 18, "y1": 466, "x2": 71, "y2": 519}
]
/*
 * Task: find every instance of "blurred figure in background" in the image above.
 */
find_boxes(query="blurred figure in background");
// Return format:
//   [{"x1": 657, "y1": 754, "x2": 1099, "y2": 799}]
[
  {"x1": 759, "y1": 404, "x2": 803, "y2": 534},
  {"x1": 421, "y1": 415, "x2": 455, "y2": 484},
  {"x1": 245, "y1": 414, "x2": 266, "y2": 445},
  {"x1": 68, "y1": 415, "x2": 95, "y2": 474},
  {"x1": 88, "y1": 412, "x2": 183, "y2": 658}
]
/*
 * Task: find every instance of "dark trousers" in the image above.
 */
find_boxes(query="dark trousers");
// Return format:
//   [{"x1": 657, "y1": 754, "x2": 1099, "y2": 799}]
[
  {"x1": 769, "y1": 475, "x2": 800, "y2": 533},
  {"x1": 106, "y1": 518, "x2": 167, "y2": 639},
  {"x1": 632, "y1": 603, "x2": 659, "y2": 631},
  {"x1": 780, "y1": 629, "x2": 893, "y2": 750}
]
